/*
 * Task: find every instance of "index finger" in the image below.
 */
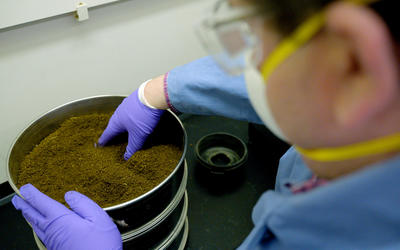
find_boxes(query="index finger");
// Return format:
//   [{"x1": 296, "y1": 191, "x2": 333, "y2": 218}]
[
  {"x1": 98, "y1": 113, "x2": 124, "y2": 146},
  {"x1": 19, "y1": 184, "x2": 70, "y2": 217},
  {"x1": 12, "y1": 195, "x2": 47, "y2": 233}
]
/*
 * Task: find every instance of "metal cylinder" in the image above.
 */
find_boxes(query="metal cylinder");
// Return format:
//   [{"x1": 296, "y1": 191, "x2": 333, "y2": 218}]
[{"x1": 7, "y1": 96, "x2": 188, "y2": 249}]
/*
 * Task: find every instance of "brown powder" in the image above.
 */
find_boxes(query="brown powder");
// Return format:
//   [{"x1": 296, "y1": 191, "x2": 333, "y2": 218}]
[{"x1": 16, "y1": 113, "x2": 182, "y2": 208}]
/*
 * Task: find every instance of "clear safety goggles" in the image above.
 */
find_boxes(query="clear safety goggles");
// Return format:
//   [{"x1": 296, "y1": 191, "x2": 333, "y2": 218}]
[{"x1": 195, "y1": 0, "x2": 261, "y2": 75}]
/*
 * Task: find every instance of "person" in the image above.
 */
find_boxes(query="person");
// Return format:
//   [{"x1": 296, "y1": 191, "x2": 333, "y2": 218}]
[{"x1": 11, "y1": 0, "x2": 400, "y2": 249}]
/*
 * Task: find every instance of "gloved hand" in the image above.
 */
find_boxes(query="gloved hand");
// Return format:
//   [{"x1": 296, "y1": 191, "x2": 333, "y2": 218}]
[
  {"x1": 98, "y1": 89, "x2": 164, "y2": 160},
  {"x1": 12, "y1": 184, "x2": 122, "y2": 250}
]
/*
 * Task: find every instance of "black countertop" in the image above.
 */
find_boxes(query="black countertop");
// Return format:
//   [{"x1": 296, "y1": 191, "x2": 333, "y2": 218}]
[{"x1": 0, "y1": 115, "x2": 289, "y2": 250}]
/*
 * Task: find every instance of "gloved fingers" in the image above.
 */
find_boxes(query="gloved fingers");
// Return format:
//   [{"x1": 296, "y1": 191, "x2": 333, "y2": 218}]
[
  {"x1": 65, "y1": 191, "x2": 110, "y2": 225},
  {"x1": 33, "y1": 228, "x2": 46, "y2": 246},
  {"x1": 19, "y1": 184, "x2": 70, "y2": 218},
  {"x1": 12, "y1": 195, "x2": 48, "y2": 231},
  {"x1": 98, "y1": 113, "x2": 124, "y2": 146},
  {"x1": 124, "y1": 132, "x2": 143, "y2": 160}
]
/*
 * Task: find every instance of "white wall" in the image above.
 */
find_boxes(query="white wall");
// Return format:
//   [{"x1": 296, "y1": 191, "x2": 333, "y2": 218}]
[{"x1": 0, "y1": 0, "x2": 213, "y2": 184}]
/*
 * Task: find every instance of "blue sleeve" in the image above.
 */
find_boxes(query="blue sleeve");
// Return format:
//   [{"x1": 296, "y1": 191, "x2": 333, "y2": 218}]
[
  {"x1": 274, "y1": 147, "x2": 313, "y2": 194},
  {"x1": 239, "y1": 155, "x2": 400, "y2": 250},
  {"x1": 166, "y1": 56, "x2": 262, "y2": 124}
]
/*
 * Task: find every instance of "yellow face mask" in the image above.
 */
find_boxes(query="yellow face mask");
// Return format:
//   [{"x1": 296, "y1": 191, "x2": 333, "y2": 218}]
[{"x1": 260, "y1": 0, "x2": 400, "y2": 162}]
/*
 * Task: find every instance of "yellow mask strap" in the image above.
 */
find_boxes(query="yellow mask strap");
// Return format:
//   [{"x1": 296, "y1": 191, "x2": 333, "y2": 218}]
[
  {"x1": 259, "y1": 0, "x2": 400, "y2": 162},
  {"x1": 260, "y1": 0, "x2": 378, "y2": 81},
  {"x1": 296, "y1": 134, "x2": 400, "y2": 162},
  {"x1": 260, "y1": 12, "x2": 324, "y2": 80}
]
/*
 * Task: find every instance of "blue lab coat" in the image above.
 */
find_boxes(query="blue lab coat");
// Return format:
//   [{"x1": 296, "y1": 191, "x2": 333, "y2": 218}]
[{"x1": 167, "y1": 57, "x2": 400, "y2": 250}]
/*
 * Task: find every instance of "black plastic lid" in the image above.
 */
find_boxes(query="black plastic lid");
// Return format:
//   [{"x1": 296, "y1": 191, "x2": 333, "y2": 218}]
[{"x1": 195, "y1": 132, "x2": 248, "y2": 174}]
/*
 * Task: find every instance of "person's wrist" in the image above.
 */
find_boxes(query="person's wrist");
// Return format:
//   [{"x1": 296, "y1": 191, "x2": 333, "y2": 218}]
[{"x1": 143, "y1": 75, "x2": 169, "y2": 110}]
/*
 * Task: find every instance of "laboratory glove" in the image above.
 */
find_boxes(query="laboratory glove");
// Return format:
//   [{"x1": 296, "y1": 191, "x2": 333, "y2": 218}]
[
  {"x1": 12, "y1": 184, "x2": 122, "y2": 250},
  {"x1": 98, "y1": 89, "x2": 164, "y2": 160}
]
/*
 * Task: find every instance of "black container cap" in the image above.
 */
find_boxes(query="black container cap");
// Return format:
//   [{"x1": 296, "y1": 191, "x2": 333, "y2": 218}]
[{"x1": 195, "y1": 132, "x2": 248, "y2": 174}]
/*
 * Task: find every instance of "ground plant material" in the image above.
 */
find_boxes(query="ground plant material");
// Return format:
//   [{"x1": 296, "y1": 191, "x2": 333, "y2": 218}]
[{"x1": 17, "y1": 113, "x2": 182, "y2": 208}]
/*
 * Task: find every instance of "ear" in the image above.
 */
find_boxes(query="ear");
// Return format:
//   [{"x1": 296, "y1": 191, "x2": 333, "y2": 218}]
[{"x1": 325, "y1": 2, "x2": 399, "y2": 128}]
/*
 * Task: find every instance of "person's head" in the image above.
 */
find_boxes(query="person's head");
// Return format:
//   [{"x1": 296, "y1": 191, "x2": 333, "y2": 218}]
[
  {"x1": 249, "y1": 0, "x2": 400, "y2": 144},
  {"x1": 200, "y1": 0, "x2": 400, "y2": 179}
]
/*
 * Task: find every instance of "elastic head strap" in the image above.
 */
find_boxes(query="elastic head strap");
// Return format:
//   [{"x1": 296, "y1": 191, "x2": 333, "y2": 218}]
[
  {"x1": 259, "y1": 0, "x2": 398, "y2": 162},
  {"x1": 260, "y1": 0, "x2": 379, "y2": 82},
  {"x1": 296, "y1": 133, "x2": 400, "y2": 162}
]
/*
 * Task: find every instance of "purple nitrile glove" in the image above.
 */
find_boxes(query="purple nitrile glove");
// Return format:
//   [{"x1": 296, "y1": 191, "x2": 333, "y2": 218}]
[
  {"x1": 12, "y1": 184, "x2": 122, "y2": 250},
  {"x1": 98, "y1": 89, "x2": 164, "y2": 160}
]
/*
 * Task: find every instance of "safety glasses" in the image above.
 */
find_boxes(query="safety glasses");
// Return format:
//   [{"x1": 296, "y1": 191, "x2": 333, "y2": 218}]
[
  {"x1": 196, "y1": 0, "x2": 379, "y2": 79},
  {"x1": 195, "y1": 0, "x2": 261, "y2": 75}
]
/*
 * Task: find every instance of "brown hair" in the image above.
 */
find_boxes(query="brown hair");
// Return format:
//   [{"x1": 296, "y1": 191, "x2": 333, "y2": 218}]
[{"x1": 250, "y1": 0, "x2": 400, "y2": 41}]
